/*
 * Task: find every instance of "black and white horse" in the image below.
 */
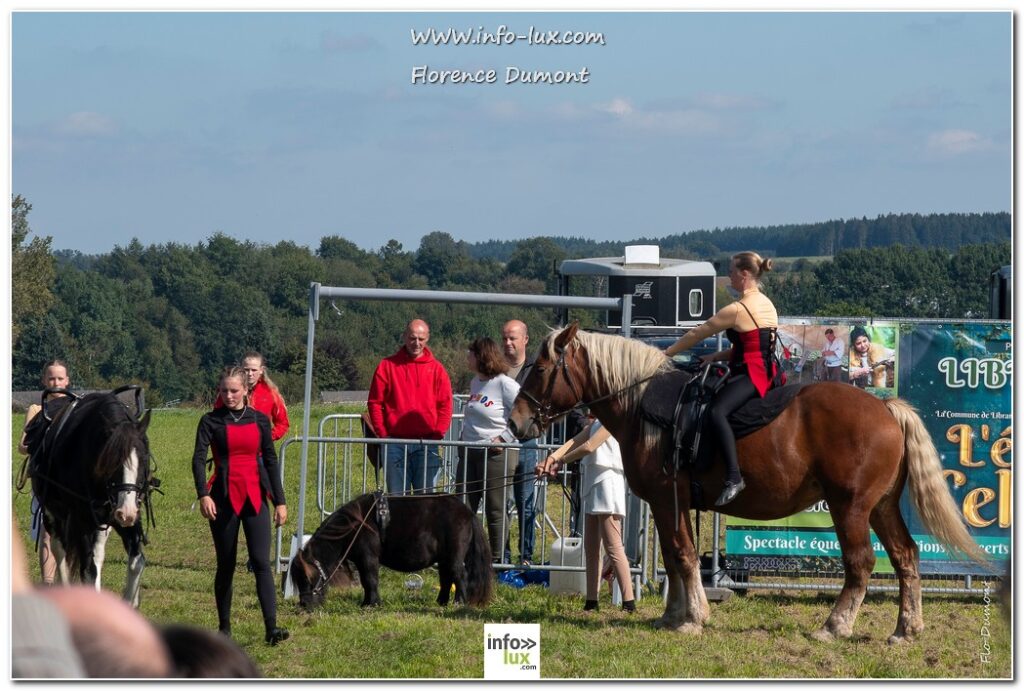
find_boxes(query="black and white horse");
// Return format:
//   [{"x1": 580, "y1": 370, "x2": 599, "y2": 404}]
[{"x1": 29, "y1": 388, "x2": 156, "y2": 606}]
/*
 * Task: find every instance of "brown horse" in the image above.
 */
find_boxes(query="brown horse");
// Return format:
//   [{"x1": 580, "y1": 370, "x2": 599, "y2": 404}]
[{"x1": 508, "y1": 323, "x2": 987, "y2": 643}]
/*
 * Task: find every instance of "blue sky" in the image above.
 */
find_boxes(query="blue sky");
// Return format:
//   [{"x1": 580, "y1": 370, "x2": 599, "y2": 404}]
[{"x1": 11, "y1": 11, "x2": 1011, "y2": 255}]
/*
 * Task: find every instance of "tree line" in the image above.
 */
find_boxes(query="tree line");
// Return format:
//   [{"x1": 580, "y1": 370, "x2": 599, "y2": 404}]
[{"x1": 11, "y1": 195, "x2": 1010, "y2": 405}]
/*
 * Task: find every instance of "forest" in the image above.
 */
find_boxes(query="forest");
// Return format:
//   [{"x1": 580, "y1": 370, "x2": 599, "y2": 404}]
[{"x1": 11, "y1": 195, "x2": 1010, "y2": 404}]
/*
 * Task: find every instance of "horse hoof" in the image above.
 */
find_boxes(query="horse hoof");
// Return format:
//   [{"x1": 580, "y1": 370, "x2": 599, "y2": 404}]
[
  {"x1": 887, "y1": 633, "x2": 914, "y2": 645},
  {"x1": 810, "y1": 628, "x2": 835, "y2": 643}
]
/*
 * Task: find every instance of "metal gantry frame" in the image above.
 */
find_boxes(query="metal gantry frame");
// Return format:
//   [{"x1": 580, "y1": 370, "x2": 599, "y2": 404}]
[{"x1": 294, "y1": 283, "x2": 640, "y2": 557}]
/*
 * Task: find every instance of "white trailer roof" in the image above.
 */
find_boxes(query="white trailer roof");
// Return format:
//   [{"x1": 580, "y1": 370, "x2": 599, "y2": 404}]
[{"x1": 559, "y1": 255, "x2": 716, "y2": 277}]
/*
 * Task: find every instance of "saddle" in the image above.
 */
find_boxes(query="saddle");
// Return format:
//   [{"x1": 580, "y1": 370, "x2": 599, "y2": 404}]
[
  {"x1": 26, "y1": 393, "x2": 78, "y2": 479},
  {"x1": 640, "y1": 364, "x2": 806, "y2": 475}
]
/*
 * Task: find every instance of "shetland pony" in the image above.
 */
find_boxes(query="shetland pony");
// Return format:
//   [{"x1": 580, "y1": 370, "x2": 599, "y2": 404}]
[{"x1": 290, "y1": 493, "x2": 494, "y2": 609}]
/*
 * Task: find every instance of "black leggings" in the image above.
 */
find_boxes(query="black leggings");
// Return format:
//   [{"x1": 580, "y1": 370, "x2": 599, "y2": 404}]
[
  {"x1": 709, "y1": 374, "x2": 757, "y2": 483},
  {"x1": 208, "y1": 492, "x2": 277, "y2": 634}
]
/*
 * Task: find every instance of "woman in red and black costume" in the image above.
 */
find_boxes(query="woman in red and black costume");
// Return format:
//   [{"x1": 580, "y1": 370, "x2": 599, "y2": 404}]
[
  {"x1": 664, "y1": 251, "x2": 782, "y2": 507},
  {"x1": 192, "y1": 366, "x2": 289, "y2": 645}
]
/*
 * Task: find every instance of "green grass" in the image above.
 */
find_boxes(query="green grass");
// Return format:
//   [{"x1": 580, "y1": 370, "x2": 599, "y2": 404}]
[{"x1": 12, "y1": 407, "x2": 1012, "y2": 679}]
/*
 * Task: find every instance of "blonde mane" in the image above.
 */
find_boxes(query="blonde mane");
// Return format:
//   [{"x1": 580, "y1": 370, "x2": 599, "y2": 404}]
[{"x1": 544, "y1": 327, "x2": 674, "y2": 450}]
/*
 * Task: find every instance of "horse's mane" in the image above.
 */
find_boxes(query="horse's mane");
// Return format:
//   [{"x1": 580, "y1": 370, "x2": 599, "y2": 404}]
[
  {"x1": 300, "y1": 495, "x2": 370, "y2": 586},
  {"x1": 315, "y1": 495, "x2": 376, "y2": 544},
  {"x1": 45, "y1": 393, "x2": 147, "y2": 481},
  {"x1": 545, "y1": 327, "x2": 674, "y2": 451},
  {"x1": 89, "y1": 395, "x2": 148, "y2": 480},
  {"x1": 545, "y1": 327, "x2": 674, "y2": 411}
]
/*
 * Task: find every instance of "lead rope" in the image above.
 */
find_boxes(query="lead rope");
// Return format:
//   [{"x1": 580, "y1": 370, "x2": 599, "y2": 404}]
[{"x1": 311, "y1": 495, "x2": 381, "y2": 595}]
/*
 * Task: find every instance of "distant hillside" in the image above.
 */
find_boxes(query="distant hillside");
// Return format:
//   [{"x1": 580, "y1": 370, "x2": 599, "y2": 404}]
[{"x1": 469, "y1": 212, "x2": 1010, "y2": 262}]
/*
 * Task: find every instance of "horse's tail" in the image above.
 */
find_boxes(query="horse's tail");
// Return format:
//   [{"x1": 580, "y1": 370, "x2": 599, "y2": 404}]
[
  {"x1": 885, "y1": 398, "x2": 990, "y2": 565},
  {"x1": 463, "y1": 516, "x2": 494, "y2": 606}
]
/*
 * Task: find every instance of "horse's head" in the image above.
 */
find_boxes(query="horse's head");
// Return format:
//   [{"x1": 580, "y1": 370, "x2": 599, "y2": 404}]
[
  {"x1": 97, "y1": 407, "x2": 153, "y2": 529},
  {"x1": 290, "y1": 545, "x2": 328, "y2": 611},
  {"x1": 509, "y1": 322, "x2": 588, "y2": 441}
]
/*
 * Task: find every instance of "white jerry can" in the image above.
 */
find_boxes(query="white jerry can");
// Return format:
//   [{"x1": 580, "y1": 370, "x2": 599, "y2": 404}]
[{"x1": 548, "y1": 536, "x2": 586, "y2": 595}]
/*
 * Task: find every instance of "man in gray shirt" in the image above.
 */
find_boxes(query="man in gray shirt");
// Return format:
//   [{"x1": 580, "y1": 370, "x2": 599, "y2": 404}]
[{"x1": 502, "y1": 319, "x2": 540, "y2": 565}]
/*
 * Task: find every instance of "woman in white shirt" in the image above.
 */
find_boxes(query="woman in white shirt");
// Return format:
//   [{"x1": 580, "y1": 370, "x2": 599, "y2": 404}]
[
  {"x1": 537, "y1": 414, "x2": 636, "y2": 613},
  {"x1": 457, "y1": 337, "x2": 520, "y2": 563}
]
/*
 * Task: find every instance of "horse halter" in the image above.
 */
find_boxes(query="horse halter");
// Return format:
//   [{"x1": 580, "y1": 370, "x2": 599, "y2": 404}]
[
  {"x1": 517, "y1": 342, "x2": 584, "y2": 431},
  {"x1": 307, "y1": 495, "x2": 382, "y2": 597}
]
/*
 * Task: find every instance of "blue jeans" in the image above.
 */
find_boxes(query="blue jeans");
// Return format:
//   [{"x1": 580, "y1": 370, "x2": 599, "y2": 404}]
[
  {"x1": 512, "y1": 440, "x2": 542, "y2": 562},
  {"x1": 384, "y1": 443, "x2": 442, "y2": 495}
]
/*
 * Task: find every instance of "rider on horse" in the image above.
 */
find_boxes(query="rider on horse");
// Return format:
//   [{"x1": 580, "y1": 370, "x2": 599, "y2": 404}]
[{"x1": 663, "y1": 251, "x2": 782, "y2": 506}]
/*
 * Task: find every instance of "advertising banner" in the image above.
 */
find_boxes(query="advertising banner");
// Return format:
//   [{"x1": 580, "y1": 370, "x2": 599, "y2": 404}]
[{"x1": 726, "y1": 320, "x2": 1011, "y2": 577}]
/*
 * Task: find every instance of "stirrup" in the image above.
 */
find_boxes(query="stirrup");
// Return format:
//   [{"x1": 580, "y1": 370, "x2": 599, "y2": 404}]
[{"x1": 715, "y1": 478, "x2": 746, "y2": 507}]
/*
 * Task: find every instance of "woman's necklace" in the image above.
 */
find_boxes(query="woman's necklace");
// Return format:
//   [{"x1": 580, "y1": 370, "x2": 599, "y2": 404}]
[{"x1": 228, "y1": 405, "x2": 247, "y2": 423}]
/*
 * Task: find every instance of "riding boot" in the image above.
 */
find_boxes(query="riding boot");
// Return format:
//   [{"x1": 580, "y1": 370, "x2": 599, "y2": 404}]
[{"x1": 714, "y1": 427, "x2": 745, "y2": 507}]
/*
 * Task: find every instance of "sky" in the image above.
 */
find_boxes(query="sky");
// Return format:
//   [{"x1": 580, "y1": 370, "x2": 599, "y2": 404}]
[{"x1": 10, "y1": 9, "x2": 1012, "y2": 256}]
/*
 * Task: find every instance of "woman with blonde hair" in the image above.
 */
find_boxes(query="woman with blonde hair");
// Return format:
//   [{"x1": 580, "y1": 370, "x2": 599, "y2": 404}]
[
  {"x1": 216, "y1": 351, "x2": 289, "y2": 442},
  {"x1": 663, "y1": 251, "x2": 782, "y2": 506}
]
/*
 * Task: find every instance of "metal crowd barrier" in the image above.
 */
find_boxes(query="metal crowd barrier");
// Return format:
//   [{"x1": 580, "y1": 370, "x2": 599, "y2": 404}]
[{"x1": 275, "y1": 414, "x2": 651, "y2": 601}]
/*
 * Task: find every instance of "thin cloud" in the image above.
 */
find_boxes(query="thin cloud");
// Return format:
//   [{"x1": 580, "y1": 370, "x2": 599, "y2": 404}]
[
  {"x1": 692, "y1": 91, "x2": 772, "y2": 110},
  {"x1": 599, "y1": 97, "x2": 633, "y2": 117},
  {"x1": 926, "y1": 129, "x2": 992, "y2": 155},
  {"x1": 597, "y1": 97, "x2": 723, "y2": 135},
  {"x1": 53, "y1": 111, "x2": 118, "y2": 137}
]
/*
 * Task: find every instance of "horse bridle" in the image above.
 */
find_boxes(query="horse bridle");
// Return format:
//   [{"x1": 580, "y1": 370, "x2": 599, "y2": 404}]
[
  {"x1": 306, "y1": 495, "x2": 381, "y2": 597},
  {"x1": 518, "y1": 339, "x2": 662, "y2": 433},
  {"x1": 517, "y1": 342, "x2": 585, "y2": 431}
]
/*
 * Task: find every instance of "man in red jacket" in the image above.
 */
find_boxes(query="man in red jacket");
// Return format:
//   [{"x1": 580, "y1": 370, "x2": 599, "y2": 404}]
[{"x1": 368, "y1": 319, "x2": 453, "y2": 494}]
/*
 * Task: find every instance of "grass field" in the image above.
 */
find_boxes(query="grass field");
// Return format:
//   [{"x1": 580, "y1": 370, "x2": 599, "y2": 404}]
[{"x1": 11, "y1": 406, "x2": 1012, "y2": 679}]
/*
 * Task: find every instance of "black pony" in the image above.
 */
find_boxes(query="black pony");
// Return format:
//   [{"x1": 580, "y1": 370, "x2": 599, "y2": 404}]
[
  {"x1": 29, "y1": 388, "x2": 156, "y2": 606},
  {"x1": 290, "y1": 493, "x2": 494, "y2": 609}
]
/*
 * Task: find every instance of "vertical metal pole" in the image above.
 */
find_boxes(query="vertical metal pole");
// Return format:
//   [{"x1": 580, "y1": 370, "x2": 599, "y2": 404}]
[
  {"x1": 295, "y1": 282, "x2": 321, "y2": 547},
  {"x1": 621, "y1": 295, "x2": 632, "y2": 338},
  {"x1": 711, "y1": 512, "x2": 723, "y2": 587}
]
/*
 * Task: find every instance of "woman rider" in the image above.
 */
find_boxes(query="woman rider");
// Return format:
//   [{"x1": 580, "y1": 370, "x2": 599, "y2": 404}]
[{"x1": 663, "y1": 251, "x2": 781, "y2": 506}]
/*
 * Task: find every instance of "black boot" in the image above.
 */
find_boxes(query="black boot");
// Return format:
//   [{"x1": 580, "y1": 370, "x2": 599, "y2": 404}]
[
  {"x1": 583, "y1": 599, "x2": 599, "y2": 612},
  {"x1": 715, "y1": 478, "x2": 746, "y2": 506},
  {"x1": 622, "y1": 599, "x2": 636, "y2": 614},
  {"x1": 265, "y1": 627, "x2": 290, "y2": 645}
]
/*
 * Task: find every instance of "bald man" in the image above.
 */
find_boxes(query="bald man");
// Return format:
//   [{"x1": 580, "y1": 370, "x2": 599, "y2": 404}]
[{"x1": 368, "y1": 319, "x2": 453, "y2": 494}]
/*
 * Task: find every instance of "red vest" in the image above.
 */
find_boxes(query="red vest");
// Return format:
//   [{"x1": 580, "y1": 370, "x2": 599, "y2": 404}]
[{"x1": 728, "y1": 328, "x2": 780, "y2": 397}]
